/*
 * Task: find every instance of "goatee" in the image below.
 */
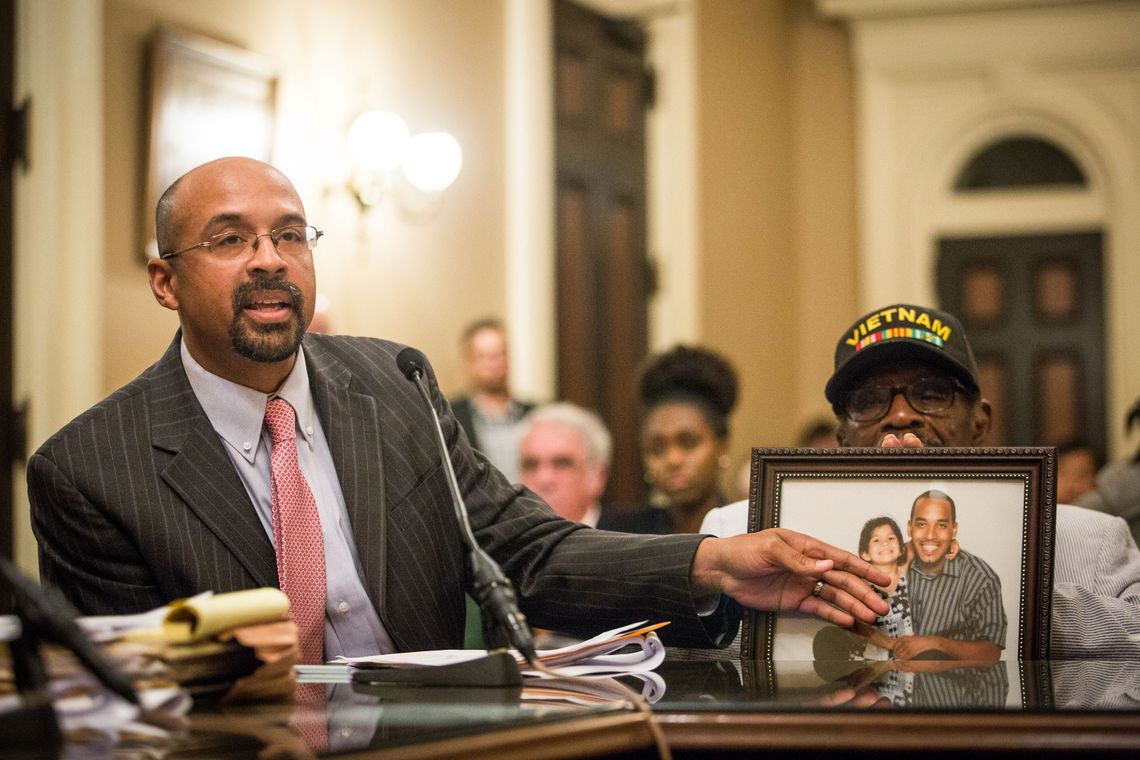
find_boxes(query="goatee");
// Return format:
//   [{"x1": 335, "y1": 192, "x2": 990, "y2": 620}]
[
  {"x1": 912, "y1": 555, "x2": 946, "y2": 573},
  {"x1": 229, "y1": 278, "x2": 306, "y2": 363}
]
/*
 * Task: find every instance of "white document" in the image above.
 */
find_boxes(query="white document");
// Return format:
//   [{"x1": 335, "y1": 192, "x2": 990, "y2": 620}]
[
  {"x1": 333, "y1": 620, "x2": 669, "y2": 677},
  {"x1": 76, "y1": 591, "x2": 214, "y2": 643}
]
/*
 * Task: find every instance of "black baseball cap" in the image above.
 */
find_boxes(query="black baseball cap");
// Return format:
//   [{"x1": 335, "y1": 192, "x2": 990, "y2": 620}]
[{"x1": 825, "y1": 304, "x2": 980, "y2": 410}]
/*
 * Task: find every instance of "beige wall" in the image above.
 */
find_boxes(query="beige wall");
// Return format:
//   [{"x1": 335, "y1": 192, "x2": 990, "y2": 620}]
[
  {"x1": 102, "y1": 0, "x2": 509, "y2": 397},
  {"x1": 100, "y1": 0, "x2": 860, "y2": 476},
  {"x1": 695, "y1": 0, "x2": 857, "y2": 481},
  {"x1": 787, "y1": 1, "x2": 857, "y2": 425},
  {"x1": 15, "y1": 0, "x2": 861, "y2": 577}
]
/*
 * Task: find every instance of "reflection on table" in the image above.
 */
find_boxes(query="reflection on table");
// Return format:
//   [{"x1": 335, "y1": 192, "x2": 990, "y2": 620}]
[{"x1": 22, "y1": 658, "x2": 1140, "y2": 758}]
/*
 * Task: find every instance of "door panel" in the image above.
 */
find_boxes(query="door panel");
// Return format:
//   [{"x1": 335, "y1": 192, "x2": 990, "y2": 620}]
[
  {"x1": 554, "y1": 0, "x2": 650, "y2": 507},
  {"x1": 938, "y1": 232, "x2": 1106, "y2": 453}
]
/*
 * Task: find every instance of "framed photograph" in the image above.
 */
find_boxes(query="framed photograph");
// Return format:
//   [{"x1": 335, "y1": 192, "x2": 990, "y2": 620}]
[
  {"x1": 741, "y1": 447, "x2": 1055, "y2": 665},
  {"x1": 142, "y1": 26, "x2": 277, "y2": 259}
]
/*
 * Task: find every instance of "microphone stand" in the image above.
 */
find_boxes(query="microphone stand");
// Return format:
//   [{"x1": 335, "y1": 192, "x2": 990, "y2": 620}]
[
  {"x1": 0, "y1": 559, "x2": 137, "y2": 703},
  {"x1": 354, "y1": 350, "x2": 535, "y2": 688},
  {"x1": 1, "y1": 559, "x2": 141, "y2": 749}
]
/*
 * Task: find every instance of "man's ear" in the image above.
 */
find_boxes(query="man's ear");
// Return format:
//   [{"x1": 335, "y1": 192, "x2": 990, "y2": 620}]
[
  {"x1": 147, "y1": 258, "x2": 180, "y2": 311},
  {"x1": 971, "y1": 399, "x2": 993, "y2": 444}
]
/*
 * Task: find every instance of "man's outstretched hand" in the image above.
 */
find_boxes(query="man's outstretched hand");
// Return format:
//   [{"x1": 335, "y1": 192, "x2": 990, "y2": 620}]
[{"x1": 691, "y1": 529, "x2": 891, "y2": 627}]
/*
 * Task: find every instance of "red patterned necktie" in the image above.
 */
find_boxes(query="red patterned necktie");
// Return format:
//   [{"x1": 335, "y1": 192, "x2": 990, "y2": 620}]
[{"x1": 264, "y1": 397, "x2": 326, "y2": 666}]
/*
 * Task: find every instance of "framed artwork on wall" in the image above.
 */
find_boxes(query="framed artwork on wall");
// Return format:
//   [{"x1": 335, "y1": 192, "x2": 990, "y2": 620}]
[{"x1": 142, "y1": 25, "x2": 277, "y2": 259}]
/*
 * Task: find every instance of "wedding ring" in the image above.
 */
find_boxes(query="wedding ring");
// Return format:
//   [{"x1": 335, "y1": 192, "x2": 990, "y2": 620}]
[{"x1": 812, "y1": 580, "x2": 825, "y2": 597}]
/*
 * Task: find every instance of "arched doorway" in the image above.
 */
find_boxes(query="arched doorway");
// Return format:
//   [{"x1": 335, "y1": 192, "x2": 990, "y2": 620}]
[
  {"x1": 830, "y1": 0, "x2": 1140, "y2": 457},
  {"x1": 936, "y1": 136, "x2": 1106, "y2": 453}
]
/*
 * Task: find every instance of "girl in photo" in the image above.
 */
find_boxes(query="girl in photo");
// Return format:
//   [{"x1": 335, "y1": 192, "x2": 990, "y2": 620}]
[{"x1": 857, "y1": 516, "x2": 914, "y2": 655}]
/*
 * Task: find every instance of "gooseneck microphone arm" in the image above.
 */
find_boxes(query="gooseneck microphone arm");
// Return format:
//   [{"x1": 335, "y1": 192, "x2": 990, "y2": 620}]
[
  {"x1": 395, "y1": 348, "x2": 538, "y2": 666},
  {"x1": 0, "y1": 558, "x2": 137, "y2": 704}
]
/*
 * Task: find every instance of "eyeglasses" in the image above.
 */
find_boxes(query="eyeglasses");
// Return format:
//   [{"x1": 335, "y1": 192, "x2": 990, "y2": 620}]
[
  {"x1": 843, "y1": 377, "x2": 968, "y2": 423},
  {"x1": 159, "y1": 225, "x2": 323, "y2": 261}
]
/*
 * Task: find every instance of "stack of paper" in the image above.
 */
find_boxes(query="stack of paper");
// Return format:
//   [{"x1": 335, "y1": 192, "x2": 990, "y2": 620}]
[
  {"x1": 334, "y1": 621, "x2": 668, "y2": 677},
  {"x1": 78, "y1": 588, "x2": 299, "y2": 701},
  {"x1": 524, "y1": 621, "x2": 668, "y2": 676}
]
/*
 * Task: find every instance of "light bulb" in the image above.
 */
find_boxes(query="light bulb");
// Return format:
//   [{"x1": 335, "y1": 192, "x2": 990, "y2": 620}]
[
  {"x1": 402, "y1": 132, "x2": 463, "y2": 193},
  {"x1": 347, "y1": 111, "x2": 409, "y2": 172}
]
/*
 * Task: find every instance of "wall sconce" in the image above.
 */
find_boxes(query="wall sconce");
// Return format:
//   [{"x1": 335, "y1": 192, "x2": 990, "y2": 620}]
[{"x1": 345, "y1": 110, "x2": 463, "y2": 213}]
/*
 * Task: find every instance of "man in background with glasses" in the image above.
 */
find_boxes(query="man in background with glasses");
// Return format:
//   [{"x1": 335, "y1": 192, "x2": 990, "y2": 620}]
[
  {"x1": 702, "y1": 303, "x2": 1140, "y2": 659},
  {"x1": 27, "y1": 157, "x2": 892, "y2": 665}
]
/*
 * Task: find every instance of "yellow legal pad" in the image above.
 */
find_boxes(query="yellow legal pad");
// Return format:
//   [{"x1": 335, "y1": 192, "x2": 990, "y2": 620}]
[{"x1": 123, "y1": 588, "x2": 291, "y2": 644}]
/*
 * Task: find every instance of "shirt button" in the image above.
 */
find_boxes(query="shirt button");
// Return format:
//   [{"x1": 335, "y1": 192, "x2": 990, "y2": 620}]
[
  {"x1": 337, "y1": 600, "x2": 350, "y2": 613},
  {"x1": 306, "y1": 426, "x2": 314, "y2": 436},
  {"x1": 242, "y1": 442, "x2": 252, "y2": 451}
]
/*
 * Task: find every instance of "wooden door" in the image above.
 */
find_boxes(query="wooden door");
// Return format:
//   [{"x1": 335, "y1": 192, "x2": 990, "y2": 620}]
[
  {"x1": 938, "y1": 232, "x2": 1106, "y2": 454},
  {"x1": 554, "y1": 0, "x2": 652, "y2": 507}
]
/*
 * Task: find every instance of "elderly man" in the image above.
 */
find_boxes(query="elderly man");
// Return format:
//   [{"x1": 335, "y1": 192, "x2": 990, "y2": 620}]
[
  {"x1": 28, "y1": 157, "x2": 889, "y2": 664},
  {"x1": 702, "y1": 303, "x2": 1140, "y2": 659},
  {"x1": 518, "y1": 403, "x2": 669, "y2": 533}
]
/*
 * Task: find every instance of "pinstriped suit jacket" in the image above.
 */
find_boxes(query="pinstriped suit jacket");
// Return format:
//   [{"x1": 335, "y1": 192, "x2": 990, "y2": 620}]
[{"x1": 29, "y1": 333, "x2": 733, "y2": 651}]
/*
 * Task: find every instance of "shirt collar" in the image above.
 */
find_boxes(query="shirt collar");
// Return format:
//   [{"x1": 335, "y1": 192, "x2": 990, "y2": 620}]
[
  {"x1": 471, "y1": 397, "x2": 524, "y2": 423},
  {"x1": 910, "y1": 552, "x2": 962, "y2": 579},
  {"x1": 580, "y1": 503, "x2": 601, "y2": 528},
  {"x1": 181, "y1": 340, "x2": 317, "y2": 463}
]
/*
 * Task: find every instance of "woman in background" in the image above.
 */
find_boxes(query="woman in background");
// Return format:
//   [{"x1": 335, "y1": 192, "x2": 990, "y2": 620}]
[{"x1": 638, "y1": 345, "x2": 739, "y2": 534}]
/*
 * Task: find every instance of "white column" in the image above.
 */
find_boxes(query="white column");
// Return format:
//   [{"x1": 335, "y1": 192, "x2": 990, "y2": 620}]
[{"x1": 13, "y1": 0, "x2": 104, "y2": 575}]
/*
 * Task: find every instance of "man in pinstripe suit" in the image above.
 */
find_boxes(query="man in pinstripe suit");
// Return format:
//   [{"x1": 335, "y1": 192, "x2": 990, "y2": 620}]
[{"x1": 27, "y1": 157, "x2": 890, "y2": 660}]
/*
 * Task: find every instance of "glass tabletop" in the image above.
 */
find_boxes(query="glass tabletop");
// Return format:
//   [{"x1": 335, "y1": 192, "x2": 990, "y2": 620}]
[
  {"x1": 652, "y1": 657, "x2": 1140, "y2": 713},
  {"x1": 180, "y1": 680, "x2": 632, "y2": 757},
  {"x1": 13, "y1": 656, "x2": 1138, "y2": 758}
]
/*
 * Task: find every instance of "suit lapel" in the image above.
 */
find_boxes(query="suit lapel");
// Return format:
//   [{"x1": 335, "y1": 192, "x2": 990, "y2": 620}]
[
  {"x1": 304, "y1": 338, "x2": 390, "y2": 625},
  {"x1": 149, "y1": 336, "x2": 277, "y2": 587}
]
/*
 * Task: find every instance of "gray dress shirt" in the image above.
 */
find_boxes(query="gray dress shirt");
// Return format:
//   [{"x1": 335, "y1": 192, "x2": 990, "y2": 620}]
[{"x1": 181, "y1": 341, "x2": 396, "y2": 659}]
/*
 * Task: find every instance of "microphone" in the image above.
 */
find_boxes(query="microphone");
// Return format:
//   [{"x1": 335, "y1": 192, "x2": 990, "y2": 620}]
[
  {"x1": 396, "y1": 348, "x2": 538, "y2": 666},
  {"x1": 0, "y1": 559, "x2": 138, "y2": 704}
]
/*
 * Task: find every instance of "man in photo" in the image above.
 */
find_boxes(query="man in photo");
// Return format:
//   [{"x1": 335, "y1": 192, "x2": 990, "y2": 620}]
[{"x1": 897, "y1": 490, "x2": 1005, "y2": 662}]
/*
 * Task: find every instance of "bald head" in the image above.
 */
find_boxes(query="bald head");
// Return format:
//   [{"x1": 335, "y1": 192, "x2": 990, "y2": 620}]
[
  {"x1": 146, "y1": 156, "x2": 316, "y2": 393},
  {"x1": 155, "y1": 157, "x2": 302, "y2": 257}
]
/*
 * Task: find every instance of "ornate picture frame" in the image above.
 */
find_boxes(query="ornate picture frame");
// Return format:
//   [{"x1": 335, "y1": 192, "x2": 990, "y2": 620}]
[
  {"x1": 741, "y1": 447, "x2": 1055, "y2": 665},
  {"x1": 142, "y1": 26, "x2": 277, "y2": 259}
]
